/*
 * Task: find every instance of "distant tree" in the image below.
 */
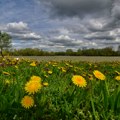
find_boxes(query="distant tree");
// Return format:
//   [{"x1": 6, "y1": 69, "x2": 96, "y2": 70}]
[
  {"x1": 0, "y1": 31, "x2": 12, "y2": 57},
  {"x1": 66, "y1": 49, "x2": 74, "y2": 55},
  {"x1": 118, "y1": 45, "x2": 120, "y2": 52}
]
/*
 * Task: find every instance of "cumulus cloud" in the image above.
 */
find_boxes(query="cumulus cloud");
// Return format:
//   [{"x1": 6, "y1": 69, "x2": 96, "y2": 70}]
[
  {"x1": 9, "y1": 32, "x2": 41, "y2": 40},
  {"x1": 0, "y1": 21, "x2": 41, "y2": 40},
  {"x1": 84, "y1": 31, "x2": 115, "y2": 40},
  {"x1": 51, "y1": 35, "x2": 83, "y2": 47},
  {"x1": 6, "y1": 21, "x2": 28, "y2": 32},
  {"x1": 85, "y1": 27, "x2": 120, "y2": 41}
]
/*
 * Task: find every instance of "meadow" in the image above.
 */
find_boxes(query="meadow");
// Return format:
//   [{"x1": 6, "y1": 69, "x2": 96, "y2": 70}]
[{"x1": 0, "y1": 56, "x2": 120, "y2": 120}]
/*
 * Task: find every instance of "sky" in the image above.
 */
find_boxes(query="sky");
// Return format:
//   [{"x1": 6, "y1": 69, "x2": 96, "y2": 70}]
[{"x1": 0, "y1": 0, "x2": 120, "y2": 51}]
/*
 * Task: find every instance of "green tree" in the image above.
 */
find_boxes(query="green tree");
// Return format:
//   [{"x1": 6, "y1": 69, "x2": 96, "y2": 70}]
[{"x1": 0, "y1": 31, "x2": 12, "y2": 57}]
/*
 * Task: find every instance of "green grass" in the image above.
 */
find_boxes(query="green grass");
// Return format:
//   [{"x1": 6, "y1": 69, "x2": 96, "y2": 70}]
[
  {"x1": 0, "y1": 56, "x2": 120, "y2": 120},
  {"x1": 9, "y1": 56, "x2": 120, "y2": 62}
]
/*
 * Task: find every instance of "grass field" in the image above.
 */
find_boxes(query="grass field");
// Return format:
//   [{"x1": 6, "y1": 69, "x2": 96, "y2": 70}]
[
  {"x1": 12, "y1": 56, "x2": 120, "y2": 62},
  {"x1": 0, "y1": 56, "x2": 120, "y2": 120}
]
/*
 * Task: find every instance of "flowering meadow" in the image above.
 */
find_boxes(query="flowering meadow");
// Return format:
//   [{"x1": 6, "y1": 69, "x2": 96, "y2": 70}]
[{"x1": 0, "y1": 56, "x2": 120, "y2": 120}]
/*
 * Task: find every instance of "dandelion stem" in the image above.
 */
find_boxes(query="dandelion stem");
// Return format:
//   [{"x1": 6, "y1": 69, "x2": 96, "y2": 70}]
[{"x1": 90, "y1": 95, "x2": 97, "y2": 120}]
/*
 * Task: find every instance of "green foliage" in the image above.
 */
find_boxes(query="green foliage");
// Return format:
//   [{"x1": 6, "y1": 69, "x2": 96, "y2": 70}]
[
  {"x1": 3, "y1": 47, "x2": 120, "y2": 56},
  {"x1": 0, "y1": 31, "x2": 12, "y2": 57}
]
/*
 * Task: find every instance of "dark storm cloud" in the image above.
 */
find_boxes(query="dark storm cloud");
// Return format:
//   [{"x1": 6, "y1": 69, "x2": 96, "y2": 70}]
[
  {"x1": 40, "y1": 0, "x2": 112, "y2": 18},
  {"x1": 40, "y1": 0, "x2": 120, "y2": 33},
  {"x1": 102, "y1": 0, "x2": 120, "y2": 30}
]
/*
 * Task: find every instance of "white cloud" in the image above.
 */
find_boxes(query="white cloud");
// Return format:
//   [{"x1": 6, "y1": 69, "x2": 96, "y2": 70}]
[
  {"x1": 55, "y1": 35, "x2": 71, "y2": 40},
  {"x1": 22, "y1": 32, "x2": 41, "y2": 39},
  {"x1": 6, "y1": 21, "x2": 28, "y2": 32},
  {"x1": 0, "y1": 21, "x2": 41, "y2": 40},
  {"x1": 87, "y1": 19, "x2": 105, "y2": 31}
]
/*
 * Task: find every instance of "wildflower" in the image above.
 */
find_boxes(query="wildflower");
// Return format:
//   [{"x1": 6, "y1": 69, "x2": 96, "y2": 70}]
[
  {"x1": 21, "y1": 96, "x2": 34, "y2": 109},
  {"x1": 30, "y1": 76, "x2": 41, "y2": 82},
  {"x1": 62, "y1": 69, "x2": 66, "y2": 73},
  {"x1": 25, "y1": 80, "x2": 42, "y2": 94},
  {"x1": 93, "y1": 70, "x2": 106, "y2": 80},
  {"x1": 115, "y1": 71, "x2": 120, "y2": 75},
  {"x1": 48, "y1": 70, "x2": 52, "y2": 74},
  {"x1": 15, "y1": 58, "x2": 19, "y2": 61},
  {"x1": 53, "y1": 64, "x2": 57, "y2": 67},
  {"x1": 65, "y1": 63, "x2": 69, "y2": 66},
  {"x1": 43, "y1": 82, "x2": 49, "y2": 86},
  {"x1": 30, "y1": 62, "x2": 36, "y2": 66},
  {"x1": 5, "y1": 79, "x2": 10, "y2": 85},
  {"x1": 72, "y1": 75, "x2": 87, "y2": 88},
  {"x1": 15, "y1": 66, "x2": 18, "y2": 69},
  {"x1": 61, "y1": 67, "x2": 66, "y2": 72},
  {"x1": 115, "y1": 76, "x2": 120, "y2": 81},
  {"x1": 3, "y1": 71, "x2": 10, "y2": 75},
  {"x1": 44, "y1": 74, "x2": 48, "y2": 78}
]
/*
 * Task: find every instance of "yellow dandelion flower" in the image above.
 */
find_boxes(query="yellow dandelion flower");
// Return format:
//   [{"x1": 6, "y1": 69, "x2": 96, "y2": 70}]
[
  {"x1": 25, "y1": 80, "x2": 42, "y2": 94},
  {"x1": 115, "y1": 71, "x2": 120, "y2": 75},
  {"x1": 53, "y1": 64, "x2": 57, "y2": 67},
  {"x1": 44, "y1": 74, "x2": 48, "y2": 78},
  {"x1": 30, "y1": 76, "x2": 41, "y2": 82},
  {"x1": 5, "y1": 79, "x2": 10, "y2": 85},
  {"x1": 72, "y1": 75, "x2": 87, "y2": 88},
  {"x1": 21, "y1": 96, "x2": 34, "y2": 109},
  {"x1": 15, "y1": 66, "x2": 18, "y2": 69},
  {"x1": 58, "y1": 67, "x2": 61, "y2": 69},
  {"x1": 43, "y1": 82, "x2": 49, "y2": 86},
  {"x1": 3, "y1": 71, "x2": 10, "y2": 75},
  {"x1": 93, "y1": 70, "x2": 106, "y2": 80},
  {"x1": 30, "y1": 62, "x2": 36, "y2": 66},
  {"x1": 48, "y1": 70, "x2": 52, "y2": 74},
  {"x1": 62, "y1": 68, "x2": 66, "y2": 73},
  {"x1": 65, "y1": 63, "x2": 69, "y2": 66},
  {"x1": 115, "y1": 76, "x2": 120, "y2": 81},
  {"x1": 69, "y1": 65, "x2": 73, "y2": 68}
]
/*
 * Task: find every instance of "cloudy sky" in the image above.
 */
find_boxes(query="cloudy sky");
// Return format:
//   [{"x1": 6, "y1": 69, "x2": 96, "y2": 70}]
[{"x1": 0, "y1": 0, "x2": 120, "y2": 51}]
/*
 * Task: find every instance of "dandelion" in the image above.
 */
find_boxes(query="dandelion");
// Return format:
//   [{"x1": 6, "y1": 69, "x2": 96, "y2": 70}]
[
  {"x1": 15, "y1": 66, "x2": 18, "y2": 69},
  {"x1": 48, "y1": 70, "x2": 52, "y2": 74},
  {"x1": 44, "y1": 74, "x2": 48, "y2": 78},
  {"x1": 72, "y1": 75, "x2": 87, "y2": 88},
  {"x1": 5, "y1": 79, "x2": 10, "y2": 85},
  {"x1": 30, "y1": 62, "x2": 36, "y2": 66},
  {"x1": 25, "y1": 80, "x2": 42, "y2": 94},
  {"x1": 3, "y1": 71, "x2": 10, "y2": 75},
  {"x1": 115, "y1": 76, "x2": 120, "y2": 81},
  {"x1": 21, "y1": 96, "x2": 34, "y2": 109},
  {"x1": 43, "y1": 82, "x2": 49, "y2": 86},
  {"x1": 115, "y1": 71, "x2": 120, "y2": 75},
  {"x1": 61, "y1": 67, "x2": 66, "y2": 73},
  {"x1": 30, "y1": 76, "x2": 41, "y2": 82},
  {"x1": 93, "y1": 70, "x2": 106, "y2": 80}
]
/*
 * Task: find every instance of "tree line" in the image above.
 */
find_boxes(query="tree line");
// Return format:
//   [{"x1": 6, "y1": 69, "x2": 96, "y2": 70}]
[{"x1": 3, "y1": 47, "x2": 120, "y2": 56}]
